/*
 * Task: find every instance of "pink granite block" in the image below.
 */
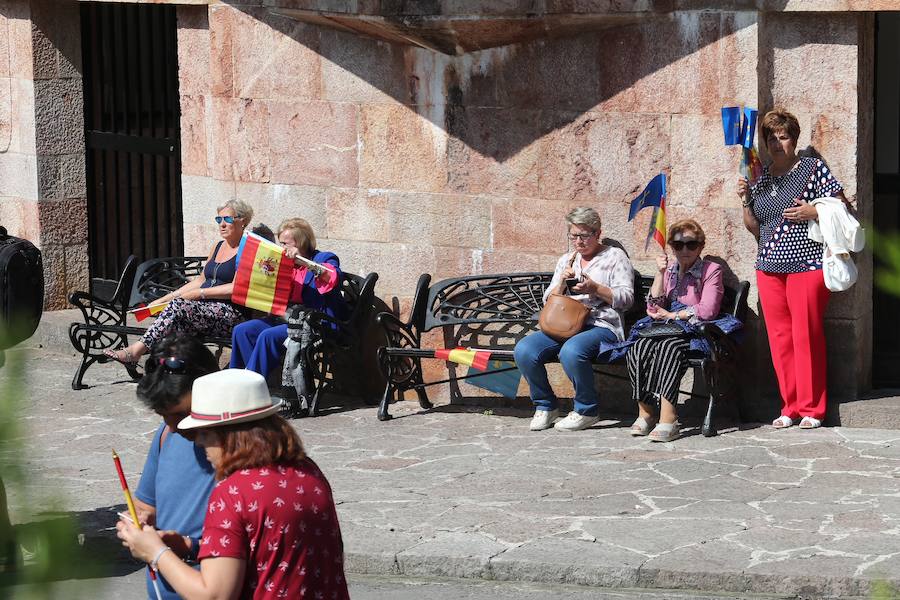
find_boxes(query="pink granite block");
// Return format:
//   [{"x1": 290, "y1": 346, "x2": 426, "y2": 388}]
[
  {"x1": 596, "y1": 12, "x2": 748, "y2": 115},
  {"x1": 446, "y1": 107, "x2": 543, "y2": 198},
  {"x1": 432, "y1": 246, "x2": 481, "y2": 281},
  {"x1": 337, "y1": 240, "x2": 435, "y2": 299},
  {"x1": 208, "y1": 97, "x2": 270, "y2": 183},
  {"x1": 0, "y1": 79, "x2": 9, "y2": 151},
  {"x1": 2, "y1": 198, "x2": 40, "y2": 242},
  {"x1": 268, "y1": 101, "x2": 358, "y2": 187},
  {"x1": 7, "y1": 11, "x2": 33, "y2": 80},
  {"x1": 387, "y1": 192, "x2": 491, "y2": 248},
  {"x1": 40, "y1": 244, "x2": 67, "y2": 309},
  {"x1": 209, "y1": 5, "x2": 234, "y2": 97},
  {"x1": 325, "y1": 188, "x2": 390, "y2": 242},
  {"x1": 492, "y1": 196, "x2": 571, "y2": 254},
  {"x1": 177, "y1": 7, "x2": 211, "y2": 97},
  {"x1": 319, "y1": 28, "x2": 409, "y2": 104},
  {"x1": 669, "y1": 114, "x2": 743, "y2": 210},
  {"x1": 183, "y1": 223, "x2": 219, "y2": 257},
  {"x1": 538, "y1": 110, "x2": 670, "y2": 205},
  {"x1": 38, "y1": 198, "x2": 87, "y2": 245},
  {"x1": 7, "y1": 77, "x2": 36, "y2": 155},
  {"x1": 231, "y1": 8, "x2": 321, "y2": 101},
  {"x1": 64, "y1": 243, "x2": 89, "y2": 300},
  {"x1": 180, "y1": 94, "x2": 208, "y2": 177},
  {"x1": 768, "y1": 13, "x2": 859, "y2": 116},
  {"x1": 359, "y1": 104, "x2": 448, "y2": 193}
]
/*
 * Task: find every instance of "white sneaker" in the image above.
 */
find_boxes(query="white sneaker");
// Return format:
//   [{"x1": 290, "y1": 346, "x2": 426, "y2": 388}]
[
  {"x1": 553, "y1": 411, "x2": 600, "y2": 431},
  {"x1": 529, "y1": 409, "x2": 559, "y2": 431}
]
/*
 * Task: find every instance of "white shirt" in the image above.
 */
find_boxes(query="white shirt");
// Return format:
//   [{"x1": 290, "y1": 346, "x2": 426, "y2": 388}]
[{"x1": 544, "y1": 246, "x2": 635, "y2": 340}]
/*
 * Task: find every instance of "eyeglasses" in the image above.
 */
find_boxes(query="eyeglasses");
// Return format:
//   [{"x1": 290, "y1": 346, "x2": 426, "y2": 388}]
[
  {"x1": 568, "y1": 232, "x2": 596, "y2": 242},
  {"x1": 669, "y1": 240, "x2": 701, "y2": 251},
  {"x1": 214, "y1": 216, "x2": 235, "y2": 225},
  {"x1": 146, "y1": 356, "x2": 188, "y2": 374}
]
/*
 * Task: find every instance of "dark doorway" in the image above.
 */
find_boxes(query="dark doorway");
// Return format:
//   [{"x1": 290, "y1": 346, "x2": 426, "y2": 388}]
[
  {"x1": 80, "y1": 2, "x2": 183, "y2": 282},
  {"x1": 873, "y1": 13, "x2": 900, "y2": 387}
]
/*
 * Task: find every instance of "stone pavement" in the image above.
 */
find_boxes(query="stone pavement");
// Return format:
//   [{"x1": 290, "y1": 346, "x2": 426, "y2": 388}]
[{"x1": 3, "y1": 345, "x2": 900, "y2": 599}]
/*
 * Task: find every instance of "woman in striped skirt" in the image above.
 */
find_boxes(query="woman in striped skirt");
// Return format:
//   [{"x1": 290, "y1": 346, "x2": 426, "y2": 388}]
[{"x1": 627, "y1": 219, "x2": 724, "y2": 442}]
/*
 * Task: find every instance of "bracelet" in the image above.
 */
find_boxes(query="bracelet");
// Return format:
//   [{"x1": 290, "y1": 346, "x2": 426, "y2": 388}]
[
  {"x1": 200, "y1": 288, "x2": 206, "y2": 300},
  {"x1": 150, "y1": 546, "x2": 172, "y2": 572},
  {"x1": 741, "y1": 197, "x2": 754, "y2": 208}
]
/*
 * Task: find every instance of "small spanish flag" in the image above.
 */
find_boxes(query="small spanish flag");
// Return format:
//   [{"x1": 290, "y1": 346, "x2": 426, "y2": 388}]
[
  {"x1": 232, "y1": 233, "x2": 293, "y2": 316},
  {"x1": 646, "y1": 197, "x2": 666, "y2": 252},
  {"x1": 131, "y1": 302, "x2": 168, "y2": 322},
  {"x1": 435, "y1": 347, "x2": 492, "y2": 371}
]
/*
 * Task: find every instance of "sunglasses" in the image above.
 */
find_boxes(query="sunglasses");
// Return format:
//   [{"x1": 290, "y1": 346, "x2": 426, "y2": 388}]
[
  {"x1": 669, "y1": 240, "x2": 701, "y2": 251},
  {"x1": 146, "y1": 356, "x2": 188, "y2": 374},
  {"x1": 214, "y1": 216, "x2": 235, "y2": 225}
]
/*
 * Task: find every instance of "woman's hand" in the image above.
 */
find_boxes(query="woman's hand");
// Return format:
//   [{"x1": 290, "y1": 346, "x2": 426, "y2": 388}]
[
  {"x1": 737, "y1": 177, "x2": 750, "y2": 204},
  {"x1": 560, "y1": 265, "x2": 576, "y2": 281},
  {"x1": 649, "y1": 307, "x2": 672, "y2": 320},
  {"x1": 656, "y1": 254, "x2": 669, "y2": 273},
  {"x1": 159, "y1": 531, "x2": 193, "y2": 559},
  {"x1": 284, "y1": 246, "x2": 300, "y2": 260},
  {"x1": 116, "y1": 520, "x2": 166, "y2": 564},
  {"x1": 571, "y1": 278, "x2": 596, "y2": 296},
  {"x1": 783, "y1": 199, "x2": 818, "y2": 223}
]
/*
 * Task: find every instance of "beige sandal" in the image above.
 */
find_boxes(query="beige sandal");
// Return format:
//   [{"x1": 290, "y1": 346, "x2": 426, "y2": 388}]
[
  {"x1": 649, "y1": 421, "x2": 681, "y2": 443},
  {"x1": 102, "y1": 348, "x2": 137, "y2": 365},
  {"x1": 630, "y1": 416, "x2": 657, "y2": 436}
]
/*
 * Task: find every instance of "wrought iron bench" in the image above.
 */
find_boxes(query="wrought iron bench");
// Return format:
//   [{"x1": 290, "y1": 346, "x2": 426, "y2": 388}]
[
  {"x1": 286, "y1": 271, "x2": 380, "y2": 416},
  {"x1": 376, "y1": 271, "x2": 750, "y2": 436},
  {"x1": 68, "y1": 255, "x2": 220, "y2": 389},
  {"x1": 68, "y1": 256, "x2": 380, "y2": 413}
]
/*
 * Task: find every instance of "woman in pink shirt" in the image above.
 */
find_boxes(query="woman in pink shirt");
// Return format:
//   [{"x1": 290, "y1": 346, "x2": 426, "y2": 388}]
[{"x1": 627, "y1": 219, "x2": 724, "y2": 442}]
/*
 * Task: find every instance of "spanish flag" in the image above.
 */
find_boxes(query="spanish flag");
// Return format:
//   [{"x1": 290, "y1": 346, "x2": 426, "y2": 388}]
[
  {"x1": 131, "y1": 302, "x2": 168, "y2": 322},
  {"x1": 232, "y1": 233, "x2": 293, "y2": 316},
  {"x1": 646, "y1": 197, "x2": 666, "y2": 251},
  {"x1": 435, "y1": 347, "x2": 492, "y2": 371}
]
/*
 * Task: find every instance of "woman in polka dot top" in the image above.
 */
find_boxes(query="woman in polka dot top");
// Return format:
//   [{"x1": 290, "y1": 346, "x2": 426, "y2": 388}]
[{"x1": 737, "y1": 109, "x2": 855, "y2": 430}]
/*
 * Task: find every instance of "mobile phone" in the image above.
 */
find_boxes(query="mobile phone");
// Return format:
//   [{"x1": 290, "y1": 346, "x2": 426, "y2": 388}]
[{"x1": 565, "y1": 277, "x2": 579, "y2": 290}]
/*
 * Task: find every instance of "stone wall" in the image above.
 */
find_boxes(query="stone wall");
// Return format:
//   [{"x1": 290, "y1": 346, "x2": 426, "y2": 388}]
[{"x1": 0, "y1": 0, "x2": 86, "y2": 309}]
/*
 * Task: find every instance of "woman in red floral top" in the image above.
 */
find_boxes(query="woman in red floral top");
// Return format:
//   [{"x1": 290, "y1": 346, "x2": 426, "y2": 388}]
[{"x1": 118, "y1": 369, "x2": 349, "y2": 600}]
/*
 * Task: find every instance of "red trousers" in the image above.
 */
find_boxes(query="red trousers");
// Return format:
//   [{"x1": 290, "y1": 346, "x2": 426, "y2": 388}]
[{"x1": 756, "y1": 270, "x2": 830, "y2": 420}]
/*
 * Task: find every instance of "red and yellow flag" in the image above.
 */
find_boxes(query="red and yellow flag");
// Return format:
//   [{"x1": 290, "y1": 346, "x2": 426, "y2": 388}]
[
  {"x1": 435, "y1": 347, "x2": 492, "y2": 371},
  {"x1": 648, "y1": 198, "x2": 666, "y2": 251},
  {"x1": 232, "y1": 233, "x2": 293, "y2": 316},
  {"x1": 131, "y1": 302, "x2": 168, "y2": 322}
]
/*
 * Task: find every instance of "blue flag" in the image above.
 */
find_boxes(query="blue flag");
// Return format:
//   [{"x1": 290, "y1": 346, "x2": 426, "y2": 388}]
[
  {"x1": 721, "y1": 106, "x2": 741, "y2": 145},
  {"x1": 628, "y1": 173, "x2": 666, "y2": 221},
  {"x1": 740, "y1": 106, "x2": 758, "y2": 149},
  {"x1": 465, "y1": 360, "x2": 521, "y2": 399}
]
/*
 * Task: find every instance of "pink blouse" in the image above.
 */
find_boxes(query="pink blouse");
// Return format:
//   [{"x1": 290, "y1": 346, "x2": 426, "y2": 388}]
[
  {"x1": 657, "y1": 259, "x2": 724, "y2": 321},
  {"x1": 288, "y1": 263, "x2": 338, "y2": 304}
]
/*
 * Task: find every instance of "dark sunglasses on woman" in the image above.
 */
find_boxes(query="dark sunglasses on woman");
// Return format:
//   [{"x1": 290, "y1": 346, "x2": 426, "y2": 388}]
[
  {"x1": 669, "y1": 240, "x2": 700, "y2": 251},
  {"x1": 214, "y1": 216, "x2": 235, "y2": 225}
]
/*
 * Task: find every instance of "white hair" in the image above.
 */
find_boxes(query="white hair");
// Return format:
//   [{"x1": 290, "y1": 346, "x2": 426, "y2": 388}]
[
  {"x1": 216, "y1": 199, "x2": 254, "y2": 223},
  {"x1": 565, "y1": 206, "x2": 601, "y2": 232}
]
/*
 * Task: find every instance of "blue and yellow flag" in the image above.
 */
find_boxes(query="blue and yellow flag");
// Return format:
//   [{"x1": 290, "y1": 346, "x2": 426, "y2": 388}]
[{"x1": 628, "y1": 173, "x2": 667, "y2": 251}]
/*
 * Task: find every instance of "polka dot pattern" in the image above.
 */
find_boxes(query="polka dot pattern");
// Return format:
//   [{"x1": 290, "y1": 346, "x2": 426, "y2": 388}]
[{"x1": 750, "y1": 157, "x2": 843, "y2": 273}]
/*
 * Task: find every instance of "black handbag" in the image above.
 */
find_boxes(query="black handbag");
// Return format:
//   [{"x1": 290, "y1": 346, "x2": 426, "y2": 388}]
[{"x1": 636, "y1": 321, "x2": 688, "y2": 339}]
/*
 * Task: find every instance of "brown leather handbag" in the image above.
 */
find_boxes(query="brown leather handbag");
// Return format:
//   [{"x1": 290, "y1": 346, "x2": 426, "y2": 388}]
[{"x1": 538, "y1": 253, "x2": 590, "y2": 341}]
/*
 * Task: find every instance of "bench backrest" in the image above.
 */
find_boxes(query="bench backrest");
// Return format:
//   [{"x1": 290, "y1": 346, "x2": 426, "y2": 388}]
[
  {"x1": 129, "y1": 256, "x2": 206, "y2": 307},
  {"x1": 339, "y1": 272, "x2": 379, "y2": 330},
  {"x1": 89, "y1": 254, "x2": 138, "y2": 309},
  {"x1": 417, "y1": 271, "x2": 749, "y2": 350}
]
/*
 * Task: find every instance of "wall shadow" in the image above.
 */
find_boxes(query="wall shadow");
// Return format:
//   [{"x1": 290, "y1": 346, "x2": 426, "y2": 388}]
[{"x1": 219, "y1": 4, "x2": 774, "y2": 162}]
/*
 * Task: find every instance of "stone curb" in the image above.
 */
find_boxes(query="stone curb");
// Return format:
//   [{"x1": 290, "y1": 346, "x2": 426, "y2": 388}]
[{"x1": 342, "y1": 547, "x2": 892, "y2": 600}]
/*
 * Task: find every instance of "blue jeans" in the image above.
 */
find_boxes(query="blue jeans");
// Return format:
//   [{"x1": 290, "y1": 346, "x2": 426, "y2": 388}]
[{"x1": 513, "y1": 326, "x2": 617, "y2": 416}]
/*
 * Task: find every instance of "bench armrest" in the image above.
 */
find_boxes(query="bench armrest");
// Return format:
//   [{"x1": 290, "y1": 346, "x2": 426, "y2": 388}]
[{"x1": 697, "y1": 322, "x2": 737, "y2": 362}]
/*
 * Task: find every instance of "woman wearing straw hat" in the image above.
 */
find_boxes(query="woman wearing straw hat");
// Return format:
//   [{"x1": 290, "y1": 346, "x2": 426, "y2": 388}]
[{"x1": 117, "y1": 369, "x2": 349, "y2": 600}]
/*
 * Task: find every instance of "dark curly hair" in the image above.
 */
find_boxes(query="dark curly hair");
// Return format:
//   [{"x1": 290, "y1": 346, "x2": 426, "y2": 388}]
[{"x1": 136, "y1": 334, "x2": 219, "y2": 413}]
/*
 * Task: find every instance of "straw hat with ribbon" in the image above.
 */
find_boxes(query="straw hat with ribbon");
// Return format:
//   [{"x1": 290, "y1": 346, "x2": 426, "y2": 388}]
[{"x1": 178, "y1": 369, "x2": 283, "y2": 430}]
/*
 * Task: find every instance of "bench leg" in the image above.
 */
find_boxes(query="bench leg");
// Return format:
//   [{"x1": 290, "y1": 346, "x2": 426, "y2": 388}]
[
  {"x1": 700, "y1": 359, "x2": 718, "y2": 437},
  {"x1": 377, "y1": 382, "x2": 395, "y2": 421}
]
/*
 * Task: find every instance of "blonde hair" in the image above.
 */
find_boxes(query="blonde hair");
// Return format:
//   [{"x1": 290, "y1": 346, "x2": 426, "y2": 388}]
[
  {"x1": 277, "y1": 218, "x2": 317, "y2": 257},
  {"x1": 216, "y1": 200, "x2": 254, "y2": 223},
  {"x1": 565, "y1": 207, "x2": 602, "y2": 232},
  {"x1": 668, "y1": 218, "x2": 706, "y2": 245}
]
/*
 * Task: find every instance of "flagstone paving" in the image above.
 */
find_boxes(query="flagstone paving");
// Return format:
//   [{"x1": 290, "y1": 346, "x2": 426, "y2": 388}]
[{"x1": 3, "y1": 347, "x2": 900, "y2": 599}]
